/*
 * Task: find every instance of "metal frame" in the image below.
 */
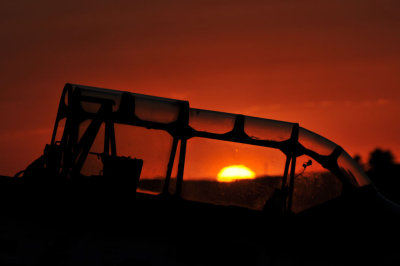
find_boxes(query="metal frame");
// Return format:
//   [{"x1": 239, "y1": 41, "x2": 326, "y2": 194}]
[{"x1": 49, "y1": 83, "x2": 354, "y2": 214}]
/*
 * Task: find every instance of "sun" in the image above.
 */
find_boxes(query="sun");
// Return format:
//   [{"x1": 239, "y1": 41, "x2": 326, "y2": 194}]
[{"x1": 217, "y1": 165, "x2": 256, "y2": 182}]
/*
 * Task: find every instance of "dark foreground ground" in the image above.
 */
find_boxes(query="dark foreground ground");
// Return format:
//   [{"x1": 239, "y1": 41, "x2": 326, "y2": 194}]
[{"x1": 0, "y1": 175, "x2": 399, "y2": 266}]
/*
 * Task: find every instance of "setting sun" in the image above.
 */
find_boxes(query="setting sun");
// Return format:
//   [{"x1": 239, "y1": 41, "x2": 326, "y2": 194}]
[{"x1": 217, "y1": 165, "x2": 256, "y2": 182}]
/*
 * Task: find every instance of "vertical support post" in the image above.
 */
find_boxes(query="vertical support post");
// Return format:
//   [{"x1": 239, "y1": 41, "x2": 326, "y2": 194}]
[
  {"x1": 105, "y1": 121, "x2": 117, "y2": 156},
  {"x1": 287, "y1": 153, "x2": 297, "y2": 212},
  {"x1": 172, "y1": 100, "x2": 190, "y2": 197},
  {"x1": 51, "y1": 84, "x2": 71, "y2": 145},
  {"x1": 163, "y1": 137, "x2": 179, "y2": 195},
  {"x1": 175, "y1": 138, "x2": 187, "y2": 196},
  {"x1": 61, "y1": 86, "x2": 81, "y2": 178},
  {"x1": 281, "y1": 156, "x2": 291, "y2": 192},
  {"x1": 280, "y1": 155, "x2": 291, "y2": 213},
  {"x1": 287, "y1": 123, "x2": 299, "y2": 213}
]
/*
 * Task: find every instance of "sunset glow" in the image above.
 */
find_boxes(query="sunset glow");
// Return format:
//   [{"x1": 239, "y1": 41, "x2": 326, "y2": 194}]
[
  {"x1": 1, "y1": 1, "x2": 400, "y2": 177},
  {"x1": 217, "y1": 165, "x2": 256, "y2": 182}
]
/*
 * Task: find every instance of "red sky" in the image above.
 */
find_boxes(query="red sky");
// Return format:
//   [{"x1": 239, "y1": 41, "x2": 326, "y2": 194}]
[{"x1": 1, "y1": 0, "x2": 400, "y2": 176}]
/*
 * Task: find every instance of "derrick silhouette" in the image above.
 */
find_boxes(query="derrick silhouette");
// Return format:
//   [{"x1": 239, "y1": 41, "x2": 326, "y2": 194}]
[{"x1": 0, "y1": 83, "x2": 400, "y2": 265}]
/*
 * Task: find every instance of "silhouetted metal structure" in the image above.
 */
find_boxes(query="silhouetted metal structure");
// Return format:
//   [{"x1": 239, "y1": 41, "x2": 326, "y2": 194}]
[
  {"x1": 3, "y1": 83, "x2": 400, "y2": 265},
  {"x1": 21, "y1": 83, "x2": 371, "y2": 215}
]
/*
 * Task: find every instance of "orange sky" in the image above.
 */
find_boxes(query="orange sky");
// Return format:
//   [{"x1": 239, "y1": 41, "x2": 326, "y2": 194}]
[{"x1": 1, "y1": 0, "x2": 400, "y2": 176}]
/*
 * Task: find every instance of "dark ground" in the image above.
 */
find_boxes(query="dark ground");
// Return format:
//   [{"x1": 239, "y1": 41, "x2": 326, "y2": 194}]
[
  {"x1": 0, "y1": 173, "x2": 399, "y2": 266},
  {"x1": 0, "y1": 148, "x2": 399, "y2": 265}
]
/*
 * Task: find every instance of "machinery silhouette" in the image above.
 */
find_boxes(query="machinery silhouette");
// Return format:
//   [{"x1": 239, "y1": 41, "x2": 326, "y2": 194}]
[{"x1": 1, "y1": 83, "x2": 399, "y2": 265}]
